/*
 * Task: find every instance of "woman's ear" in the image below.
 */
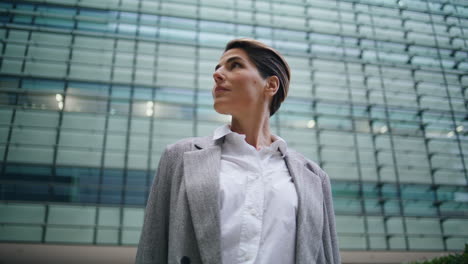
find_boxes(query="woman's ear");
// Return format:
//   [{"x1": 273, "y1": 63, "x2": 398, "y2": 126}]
[{"x1": 265, "y1": 76, "x2": 280, "y2": 97}]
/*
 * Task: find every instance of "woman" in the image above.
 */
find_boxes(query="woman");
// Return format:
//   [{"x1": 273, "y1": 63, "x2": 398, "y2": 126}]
[{"x1": 136, "y1": 39, "x2": 340, "y2": 264}]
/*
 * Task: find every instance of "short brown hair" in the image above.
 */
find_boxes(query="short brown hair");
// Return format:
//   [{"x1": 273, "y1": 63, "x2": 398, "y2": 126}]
[{"x1": 224, "y1": 38, "x2": 290, "y2": 116}]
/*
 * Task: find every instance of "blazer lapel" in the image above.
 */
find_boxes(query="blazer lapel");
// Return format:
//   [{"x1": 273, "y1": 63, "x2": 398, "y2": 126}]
[
  {"x1": 285, "y1": 153, "x2": 324, "y2": 264},
  {"x1": 183, "y1": 137, "x2": 223, "y2": 264}
]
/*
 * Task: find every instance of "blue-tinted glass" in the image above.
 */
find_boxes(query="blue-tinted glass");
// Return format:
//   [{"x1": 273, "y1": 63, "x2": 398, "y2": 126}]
[
  {"x1": 102, "y1": 169, "x2": 124, "y2": 186},
  {"x1": 160, "y1": 28, "x2": 197, "y2": 42},
  {"x1": 382, "y1": 184, "x2": 398, "y2": 198},
  {"x1": 68, "y1": 82, "x2": 108, "y2": 96},
  {"x1": 126, "y1": 170, "x2": 147, "y2": 187},
  {"x1": 200, "y1": 21, "x2": 235, "y2": 33},
  {"x1": 0, "y1": 3, "x2": 12, "y2": 8},
  {"x1": 140, "y1": 14, "x2": 159, "y2": 24},
  {"x1": 118, "y1": 23, "x2": 137, "y2": 35},
  {"x1": 401, "y1": 184, "x2": 434, "y2": 200},
  {"x1": 2, "y1": 182, "x2": 49, "y2": 201},
  {"x1": 79, "y1": 185, "x2": 99, "y2": 203},
  {"x1": 110, "y1": 99, "x2": 129, "y2": 115},
  {"x1": 4, "y1": 165, "x2": 52, "y2": 182},
  {"x1": 100, "y1": 169, "x2": 123, "y2": 204},
  {"x1": 274, "y1": 29, "x2": 306, "y2": 40},
  {"x1": 0, "y1": 77, "x2": 20, "y2": 89},
  {"x1": 139, "y1": 25, "x2": 157, "y2": 37},
  {"x1": 52, "y1": 184, "x2": 75, "y2": 202},
  {"x1": 0, "y1": 91, "x2": 16, "y2": 105},
  {"x1": 0, "y1": 12, "x2": 12, "y2": 23},
  {"x1": 309, "y1": 32, "x2": 342, "y2": 45},
  {"x1": 36, "y1": 6, "x2": 76, "y2": 15},
  {"x1": 438, "y1": 186, "x2": 467, "y2": 201},
  {"x1": 77, "y1": 21, "x2": 108, "y2": 32},
  {"x1": 275, "y1": 40, "x2": 308, "y2": 53},
  {"x1": 124, "y1": 190, "x2": 145, "y2": 206},
  {"x1": 157, "y1": 88, "x2": 194, "y2": 104},
  {"x1": 16, "y1": 4, "x2": 35, "y2": 10},
  {"x1": 440, "y1": 201, "x2": 468, "y2": 216},
  {"x1": 55, "y1": 167, "x2": 100, "y2": 185},
  {"x1": 120, "y1": 12, "x2": 138, "y2": 22},
  {"x1": 255, "y1": 26, "x2": 272, "y2": 38},
  {"x1": 22, "y1": 79, "x2": 64, "y2": 92},
  {"x1": 362, "y1": 183, "x2": 380, "y2": 198},
  {"x1": 13, "y1": 15, "x2": 33, "y2": 24},
  {"x1": 384, "y1": 200, "x2": 401, "y2": 215},
  {"x1": 134, "y1": 87, "x2": 152, "y2": 100},
  {"x1": 35, "y1": 17, "x2": 74, "y2": 29},
  {"x1": 160, "y1": 16, "x2": 197, "y2": 30},
  {"x1": 101, "y1": 188, "x2": 122, "y2": 204},
  {"x1": 333, "y1": 181, "x2": 360, "y2": 197},
  {"x1": 80, "y1": 9, "x2": 111, "y2": 19},
  {"x1": 112, "y1": 86, "x2": 131, "y2": 98}
]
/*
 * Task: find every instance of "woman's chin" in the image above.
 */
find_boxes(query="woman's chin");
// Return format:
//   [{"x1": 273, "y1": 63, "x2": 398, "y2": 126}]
[{"x1": 213, "y1": 104, "x2": 231, "y2": 115}]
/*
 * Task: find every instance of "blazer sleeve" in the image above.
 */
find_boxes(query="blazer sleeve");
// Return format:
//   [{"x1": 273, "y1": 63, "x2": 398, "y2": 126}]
[
  {"x1": 136, "y1": 147, "x2": 172, "y2": 264},
  {"x1": 321, "y1": 172, "x2": 341, "y2": 264}
]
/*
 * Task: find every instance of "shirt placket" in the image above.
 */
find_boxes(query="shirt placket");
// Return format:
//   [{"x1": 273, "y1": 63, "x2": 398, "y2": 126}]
[{"x1": 237, "y1": 153, "x2": 264, "y2": 264}]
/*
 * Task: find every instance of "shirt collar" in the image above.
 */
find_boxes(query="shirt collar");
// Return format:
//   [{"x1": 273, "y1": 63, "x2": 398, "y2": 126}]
[{"x1": 212, "y1": 124, "x2": 288, "y2": 157}]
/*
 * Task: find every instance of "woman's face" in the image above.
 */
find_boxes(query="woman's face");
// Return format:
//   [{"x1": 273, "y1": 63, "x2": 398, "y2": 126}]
[{"x1": 212, "y1": 48, "x2": 268, "y2": 116}]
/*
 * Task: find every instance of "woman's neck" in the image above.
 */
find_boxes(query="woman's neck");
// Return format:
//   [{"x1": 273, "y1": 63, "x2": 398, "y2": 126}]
[{"x1": 230, "y1": 112, "x2": 272, "y2": 150}]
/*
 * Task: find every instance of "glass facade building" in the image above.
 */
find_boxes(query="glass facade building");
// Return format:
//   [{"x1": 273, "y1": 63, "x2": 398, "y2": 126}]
[{"x1": 0, "y1": 0, "x2": 467, "y2": 258}]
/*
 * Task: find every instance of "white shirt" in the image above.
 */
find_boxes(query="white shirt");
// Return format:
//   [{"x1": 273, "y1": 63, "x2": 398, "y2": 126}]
[{"x1": 213, "y1": 125, "x2": 298, "y2": 264}]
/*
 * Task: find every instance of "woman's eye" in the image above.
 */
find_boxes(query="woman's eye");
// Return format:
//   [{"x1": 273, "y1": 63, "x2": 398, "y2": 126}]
[{"x1": 231, "y1": 62, "x2": 241, "y2": 69}]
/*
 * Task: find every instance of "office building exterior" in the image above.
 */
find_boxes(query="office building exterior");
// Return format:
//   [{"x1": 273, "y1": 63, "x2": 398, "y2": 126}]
[{"x1": 0, "y1": 0, "x2": 466, "y2": 263}]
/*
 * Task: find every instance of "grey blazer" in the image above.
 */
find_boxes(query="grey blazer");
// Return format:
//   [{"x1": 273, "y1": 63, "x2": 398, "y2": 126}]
[{"x1": 135, "y1": 136, "x2": 341, "y2": 264}]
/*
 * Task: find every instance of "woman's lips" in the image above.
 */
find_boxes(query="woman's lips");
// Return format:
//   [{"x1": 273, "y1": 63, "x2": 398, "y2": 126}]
[{"x1": 214, "y1": 86, "x2": 230, "y2": 94}]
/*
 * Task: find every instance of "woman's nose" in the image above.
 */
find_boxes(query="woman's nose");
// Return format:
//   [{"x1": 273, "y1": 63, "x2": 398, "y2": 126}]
[{"x1": 213, "y1": 69, "x2": 225, "y2": 83}]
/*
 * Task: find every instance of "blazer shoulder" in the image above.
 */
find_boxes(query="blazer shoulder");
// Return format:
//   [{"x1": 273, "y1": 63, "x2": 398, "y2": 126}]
[
  {"x1": 165, "y1": 135, "x2": 212, "y2": 154},
  {"x1": 287, "y1": 148, "x2": 328, "y2": 182}
]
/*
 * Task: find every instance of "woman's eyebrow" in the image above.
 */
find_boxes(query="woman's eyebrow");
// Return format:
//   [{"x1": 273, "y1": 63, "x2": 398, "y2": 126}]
[{"x1": 215, "y1": 56, "x2": 244, "y2": 71}]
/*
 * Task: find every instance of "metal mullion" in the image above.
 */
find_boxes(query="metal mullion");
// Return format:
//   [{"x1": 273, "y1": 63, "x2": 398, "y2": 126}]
[
  {"x1": 367, "y1": 3, "x2": 410, "y2": 251},
  {"x1": 93, "y1": 3, "x2": 114, "y2": 244},
  {"x1": 302, "y1": 1, "x2": 319, "y2": 169},
  {"x1": 410, "y1": 66, "x2": 444, "y2": 245},
  {"x1": 308, "y1": 57, "x2": 322, "y2": 170},
  {"x1": 111, "y1": 2, "x2": 126, "y2": 246},
  {"x1": 304, "y1": 0, "x2": 314, "y2": 153},
  {"x1": 352, "y1": 0, "x2": 391, "y2": 250},
  {"x1": 119, "y1": 0, "x2": 142, "y2": 245},
  {"x1": 144, "y1": 0, "x2": 162, "y2": 206},
  {"x1": 233, "y1": 0, "x2": 239, "y2": 38},
  {"x1": 270, "y1": 1, "x2": 281, "y2": 136},
  {"x1": 337, "y1": 0, "x2": 371, "y2": 250},
  {"x1": 20, "y1": 3, "x2": 50, "y2": 244},
  {"x1": 133, "y1": 0, "x2": 154, "y2": 208},
  {"x1": 252, "y1": 0, "x2": 257, "y2": 43},
  {"x1": 38, "y1": 2, "x2": 76, "y2": 244},
  {"x1": 192, "y1": 0, "x2": 200, "y2": 138},
  {"x1": 145, "y1": 87, "x2": 156, "y2": 204}
]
